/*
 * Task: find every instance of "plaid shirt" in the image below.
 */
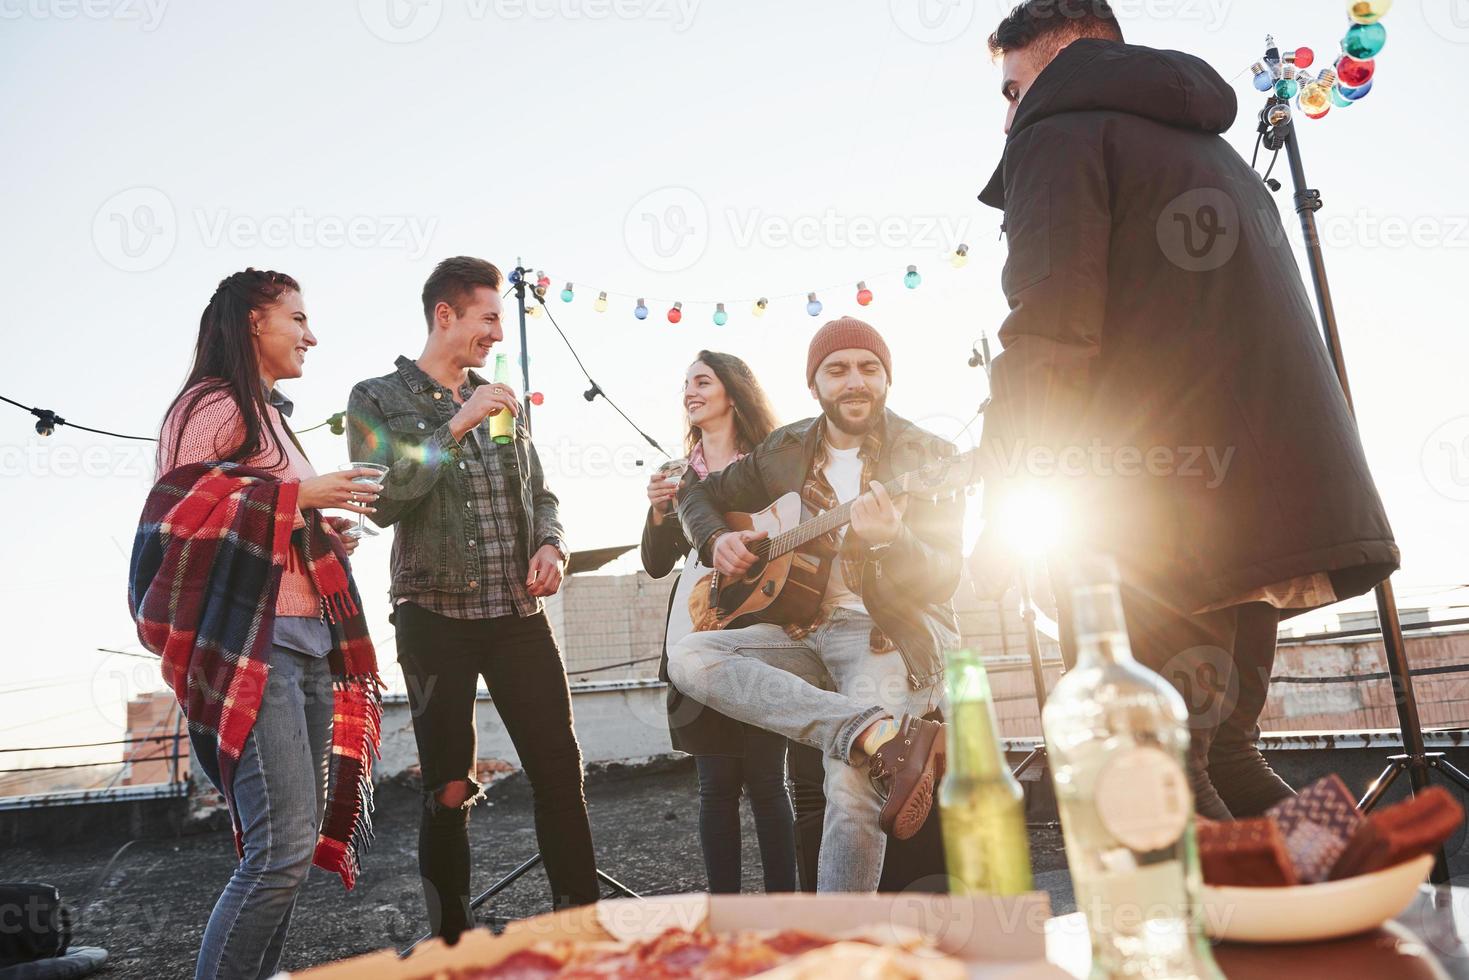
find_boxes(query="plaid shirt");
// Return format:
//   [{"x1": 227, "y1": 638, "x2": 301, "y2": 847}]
[
  {"x1": 398, "y1": 378, "x2": 538, "y2": 621},
  {"x1": 786, "y1": 416, "x2": 895, "y2": 653}
]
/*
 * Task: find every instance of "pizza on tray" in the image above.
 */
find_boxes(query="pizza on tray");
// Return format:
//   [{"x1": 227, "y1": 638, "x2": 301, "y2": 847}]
[{"x1": 453, "y1": 925, "x2": 965, "y2": 979}]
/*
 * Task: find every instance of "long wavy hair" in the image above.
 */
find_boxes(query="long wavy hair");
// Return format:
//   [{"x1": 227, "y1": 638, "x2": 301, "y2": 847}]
[
  {"x1": 684, "y1": 350, "x2": 779, "y2": 456},
  {"x1": 157, "y1": 268, "x2": 301, "y2": 473}
]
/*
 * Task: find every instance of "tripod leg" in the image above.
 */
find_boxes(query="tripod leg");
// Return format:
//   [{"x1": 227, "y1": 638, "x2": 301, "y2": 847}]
[
  {"x1": 1358, "y1": 758, "x2": 1406, "y2": 812},
  {"x1": 1011, "y1": 746, "x2": 1046, "y2": 779},
  {"x1": 1431, "y1": 756, "x2": 1469, "y2": 795},
  {"x1": 468, "y1": 853, "x2": 545, "y2": 913},
  {"x1": 596, "y1": 869, "x2": 642, "y2": 899}
]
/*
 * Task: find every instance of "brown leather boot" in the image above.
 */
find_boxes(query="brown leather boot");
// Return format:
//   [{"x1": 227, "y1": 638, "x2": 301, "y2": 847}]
[{"x1": 870, "y1": 715, "x2": 946, "y2": 840}]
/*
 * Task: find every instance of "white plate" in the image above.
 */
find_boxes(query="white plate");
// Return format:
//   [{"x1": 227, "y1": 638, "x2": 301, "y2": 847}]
[{"x1": 1201, "y1": 853, "x2": 1434, "y2": 943}]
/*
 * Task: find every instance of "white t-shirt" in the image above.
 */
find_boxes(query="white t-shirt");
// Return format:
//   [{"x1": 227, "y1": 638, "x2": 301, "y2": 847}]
[{"x1": 819, "y1": 442, "x2": 868, "y2": 614}]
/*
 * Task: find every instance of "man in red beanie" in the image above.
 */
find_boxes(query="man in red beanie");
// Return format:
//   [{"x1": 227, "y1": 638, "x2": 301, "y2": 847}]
[{"x1": 668, "y1": 317, "x2": 964, "y2": 893}]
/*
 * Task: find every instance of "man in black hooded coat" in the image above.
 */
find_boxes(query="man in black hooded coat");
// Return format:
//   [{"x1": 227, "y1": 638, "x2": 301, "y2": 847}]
[{"x1": 971, "y1": 2, "x2": 1399, "y2": 819}]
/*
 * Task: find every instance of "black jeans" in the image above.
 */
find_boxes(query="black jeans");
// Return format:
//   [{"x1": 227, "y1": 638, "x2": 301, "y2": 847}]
[
  {"x1": 1059, "y1": 586, "x2": 1297, "y2": 821},
  {"x1": 693, "y1": 731, "x2": 797, "y2": 894},
  {"x1": 394, "y1": 602, "x2": 599, "y2": 940}
]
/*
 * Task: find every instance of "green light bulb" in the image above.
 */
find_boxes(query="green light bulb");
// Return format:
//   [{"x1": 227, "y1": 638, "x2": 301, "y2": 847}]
[{"x1": 1344, "y1": 22, "x2": 1387, "y2": 59}]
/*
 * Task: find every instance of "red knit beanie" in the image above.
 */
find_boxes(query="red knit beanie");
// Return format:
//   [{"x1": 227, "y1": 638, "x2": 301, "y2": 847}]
[{"x1": 805, "y1": 317, "x2": 892, "y2": 386}]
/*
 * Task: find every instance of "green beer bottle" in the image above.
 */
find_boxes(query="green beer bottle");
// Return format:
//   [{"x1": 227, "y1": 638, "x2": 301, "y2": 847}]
[
  {"x1": 489, "y1": 352, "x2": 515, "y2": 446},
  {"x1": 940, "y1": 648, "x2": 1034, "y2": 895}
]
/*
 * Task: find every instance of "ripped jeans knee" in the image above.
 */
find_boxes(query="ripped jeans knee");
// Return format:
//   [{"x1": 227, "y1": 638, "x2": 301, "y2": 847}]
[{"x1": 425, "y1": 776, "x2": 486, "y2": 815}]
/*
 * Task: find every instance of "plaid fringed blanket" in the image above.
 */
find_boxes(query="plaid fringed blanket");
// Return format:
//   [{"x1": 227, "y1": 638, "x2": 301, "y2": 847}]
[{"x1": 128, "y1": 461, "x2": 382, "y2": 889}]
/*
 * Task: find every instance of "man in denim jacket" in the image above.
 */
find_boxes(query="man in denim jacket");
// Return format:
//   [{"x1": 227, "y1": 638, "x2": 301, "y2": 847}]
[{"x1": 348, "y1": 256, "x2": 596, "y2": 942}]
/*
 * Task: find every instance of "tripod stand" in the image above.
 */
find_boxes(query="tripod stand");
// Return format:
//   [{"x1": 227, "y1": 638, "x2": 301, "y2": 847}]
[
  {"x1": 1259, "y1": 88, "x2": 1469, "y2": 882},
  {"x1": 1010, "y1": 562, "x2": 1055, "y2": 782}
]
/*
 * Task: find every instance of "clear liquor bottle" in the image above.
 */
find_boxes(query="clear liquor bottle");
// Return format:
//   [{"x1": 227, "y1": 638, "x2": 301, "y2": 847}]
[{"x1": 1041, "y1": 556, "x2": 1221, "y2": 979}]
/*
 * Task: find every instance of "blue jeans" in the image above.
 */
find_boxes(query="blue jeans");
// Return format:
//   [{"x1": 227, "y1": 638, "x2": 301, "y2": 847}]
[
  {"x1": 694, "y1": 731, "x2": 797, "y2": 894},
  {"x1": 668, "y1": 608, "x2": 942, "y2": 892},
  {"x1": 192, "y1": 644, "x2": 334, "y2": 980}
]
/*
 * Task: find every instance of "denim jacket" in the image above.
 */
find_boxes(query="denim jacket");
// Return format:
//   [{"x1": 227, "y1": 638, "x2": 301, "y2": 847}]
[{"x1": 347, "y1": 356, "x2": 566, "y2": 600}]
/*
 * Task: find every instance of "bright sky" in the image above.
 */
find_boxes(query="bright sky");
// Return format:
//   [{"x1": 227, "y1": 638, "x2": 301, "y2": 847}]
[{"x1": 2, "y1": 1, "x2": 1466, "y2": 774}]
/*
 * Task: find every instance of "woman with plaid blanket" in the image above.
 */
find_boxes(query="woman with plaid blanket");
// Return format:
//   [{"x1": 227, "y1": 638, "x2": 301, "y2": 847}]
[{"x1": 130, "y1": 269, "x2": 384, "y2": 980}]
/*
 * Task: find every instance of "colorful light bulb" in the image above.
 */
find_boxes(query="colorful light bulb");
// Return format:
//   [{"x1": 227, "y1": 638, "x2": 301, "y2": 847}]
[
  {"x1": 1347, "y1": 0, "x2": 1392, "y2": 25},
  {"x1": 1251, "y1": 61, "x2": 1273, "y2": 91},
  {"x1": 1293, "y1": 46, "x2": 1315, "y2": 69},
  {"x1": 1330, "y1": 84, "x2": 1356, "y2": 107},
  {"x1": 668, "y1": 301, "x2": 682, "y2": 324},
  {"x1": 903, "y1": 265, "x2": 922, "y2": 289},
  {"x1": 1344, "y1": 22, "x2": 1387, "y2": 59},
  {"x1": 752, "y1": 297, "x2": 768, "y2": 317},
  {"x1": 535, "y1": 272, "x2": 550, "y2": 299},
  {"x1": 1298, "y1": 72, "x2": 1332, "y2": 116},
  {"x1": 1274, "y1": 63, "x2": 1299, "y2": 100},
  {"x1": 712, "y1": 302, "x2": 727, "y2": 326},
  {"x1": 806, "y1": 292, "x2": 822, "y2": 317},
  {"x1": 529, "y1": 392, "x2": 545, "y2": 406},
  {"x1": 951, "y1": 243, "x2": 970, "y2": 268},
  {"x1": 634, "y1": 298, "x2": 648, "y2": 320},
  {"x1": 560, "y1": 282, "x2": 574, "y2": 303},
  {"x1": 1338, "y1": 78, "x2": 1373, "y2": 101},
  {"x1": 856, "y1": 281, "x2": 873, "y2": 306},
  {"x1": 527, "y1": 303, "x2": 541, "y2": 318},
  {"x1": 594, "y1": 291, "x2": 608, "y2": 313},
  {"x1": 1336, "y1": 54, "x2": 1375, "y2": 88}
]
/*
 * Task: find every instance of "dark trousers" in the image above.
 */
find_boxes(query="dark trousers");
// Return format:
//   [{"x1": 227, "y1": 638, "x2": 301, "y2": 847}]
[
  {"x1": 1059, "y1": 585, "x2": 1297, "y2": 820},
  {"x1": 786, "y1": 740, "x2": 948, "y2": 893},
  {"x1": 394, "y1": 602, "x2": 599, "y2": 941},
  {"x1": 693, "y1": 731, "x2": 797, "y2": 894}
]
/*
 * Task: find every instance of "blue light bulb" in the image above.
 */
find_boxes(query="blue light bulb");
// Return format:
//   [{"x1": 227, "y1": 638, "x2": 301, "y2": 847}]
[
  {"x1": 634, "y1": 299, "x2": 648, "y2": 320},
  {"x1": 1253, "y1": 70, "x2": 1274, "y2": 92},
  {"x1": 806, "y1": 292, "x2": 822, "y2": 317}
]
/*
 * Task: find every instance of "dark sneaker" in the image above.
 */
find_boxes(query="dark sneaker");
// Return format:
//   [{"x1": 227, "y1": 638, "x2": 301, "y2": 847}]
[{"x1": 870, "y1": 715, "x2": 946, "y2": 840}]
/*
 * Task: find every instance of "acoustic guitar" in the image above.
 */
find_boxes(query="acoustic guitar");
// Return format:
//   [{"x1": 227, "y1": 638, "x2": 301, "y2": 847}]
[{"x1": 688, "y1": 448, "x2": 982, "y2": 631}]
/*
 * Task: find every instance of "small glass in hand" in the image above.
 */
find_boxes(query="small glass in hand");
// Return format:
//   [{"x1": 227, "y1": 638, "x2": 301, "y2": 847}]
[
  {"x1": 654, "y1": 458, "x2": 690, "y2": 514},
  {"x1": 338, "y1": 462, "x2": 390, "y2": 540}
]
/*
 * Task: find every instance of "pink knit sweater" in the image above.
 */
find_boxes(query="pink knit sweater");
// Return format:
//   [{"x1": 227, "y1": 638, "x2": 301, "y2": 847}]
[{"x1": 159, "y1": 384, "x2": 323, "y2": 617}]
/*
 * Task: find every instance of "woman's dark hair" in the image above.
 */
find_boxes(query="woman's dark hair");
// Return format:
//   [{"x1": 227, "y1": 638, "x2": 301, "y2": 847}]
[
  {"x1": 684, "y1": 350, "x2": 779, "y2": 456},
  {"x1": 158, "y1": 268, "x2": 301, "y2": 472}
]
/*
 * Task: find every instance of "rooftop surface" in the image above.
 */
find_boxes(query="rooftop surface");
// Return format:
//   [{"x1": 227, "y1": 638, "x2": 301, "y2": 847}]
[{"x1": 7, "y1": 758, "x2": 1071, "y2": 978}]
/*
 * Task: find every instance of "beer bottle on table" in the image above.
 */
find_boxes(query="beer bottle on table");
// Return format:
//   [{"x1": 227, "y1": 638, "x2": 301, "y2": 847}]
[
  {"x1": 489, "y1": 352, "x2": 515, "y2": 445},
  {"x1": 1042, "y1": 555, "x2": 1222, "y2": 980},
  {"x1": 940, "y1": 647, "x2": 1034, "y2": 895}
]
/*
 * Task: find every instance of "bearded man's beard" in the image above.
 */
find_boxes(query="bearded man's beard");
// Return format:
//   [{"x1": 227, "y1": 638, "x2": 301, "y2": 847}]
[{"x1": 819, "y1": 388, "x2": 886, "y2": 436}]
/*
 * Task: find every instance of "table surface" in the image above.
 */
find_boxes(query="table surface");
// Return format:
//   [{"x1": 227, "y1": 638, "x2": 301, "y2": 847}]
[{"x1": 1044, "y1": 885, "x2": 1469, "y2": 979}]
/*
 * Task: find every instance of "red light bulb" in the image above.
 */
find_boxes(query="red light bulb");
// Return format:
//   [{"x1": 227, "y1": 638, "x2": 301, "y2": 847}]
[
  {"x1": 529, "y1": 392, "x2": 545, "y2": 406},
  {"x1": 667, "y1": 301, "x2": 683, "y2": 324},
  {"x1": 856, "y1": 281, "x2": 873, "y2": 306},
  {"x1": 1294, "y1": 46, "x2": 1314, "y2": 69},
  {"x1": 1336, "y1": 55, "x2": 1374, "y2": 88}
]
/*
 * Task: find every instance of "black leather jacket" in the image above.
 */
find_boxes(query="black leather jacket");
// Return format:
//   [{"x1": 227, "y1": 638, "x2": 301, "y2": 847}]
[
  {"x1": 347, "y1": 356, "x2": 566, "y2": 600},
  {"x1": 677, "y1": 410, "x2": 964, "y2": 690}
]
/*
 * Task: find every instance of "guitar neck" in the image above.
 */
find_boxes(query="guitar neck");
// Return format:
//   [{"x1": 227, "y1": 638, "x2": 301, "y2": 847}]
[{"x1": 762, "y1": 475, "x2": 905, "y2": 559}]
